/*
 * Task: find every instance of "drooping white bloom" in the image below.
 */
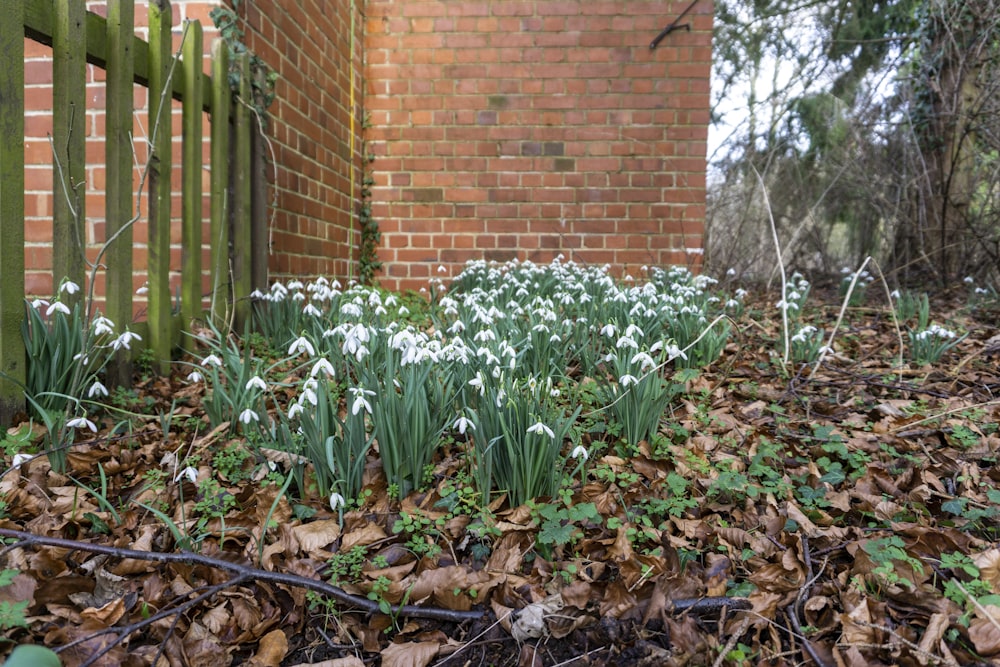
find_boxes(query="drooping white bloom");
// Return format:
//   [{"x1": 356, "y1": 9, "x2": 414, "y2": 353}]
[
  {"x1": 302, "y1": 303, "x2": 322, "y2": 317},
  {"x1": 287, "y1": 402, "x2": 304, "y2": 419},
  {"x1": 186, "y1": 371, "x2": 203, "y2": 384},
  {"x1": 91, "y1": 315, "x2": 115, "y2": 336},
  {"x1": 111, "y1": 330, "x2": 142, "y2": 351},
  {"x1": 571, "y1": 445, "x2": 589, "y2": 461},
  {"x1": 329, "y1": 492, "x2": 346, "y2": 511},
  {"x1": 245, "y1": 376, "x2": 267, "y2": 392},
  {"x1": 87, "y1": 381, "x2": 109, "y2": 399},
  {"x1": 67, "y1": 416, "x2": 97, "y2": 432},
  {"x1": 288, "y1": 336, "x2": 315, "y2": 357},
  {"x1": 453, "y1": 415, "x2": 475, "y2": 435},
  {"x1": 619, "y1": 374, "x2": 639, "y2": 387},
  {"x1": 136, "y1": 285, "x2": 149, "y2": 295},
  {"x1": 60, "y1": 280, "x2": 81, "y2": 295},
  {"x1": 200, "y1": 354, "x2": 222, "y2": 368},
  {"x1": 12, "y1": 453, "x2": 33, "y2": 469},
  {"x1": 349, "y1": 387, "x2": 375, "y2": 415},
  {"x1": 46, "y1": 301, "x2": 71, "y2": 317},
  {"x1": 527, "y1": 421, "x2": 555, "y2": 439},
  {"x1": 174, "y1": 466, "x2": 198, "y2": 483},
  {"x1": 239, "y1": 409, "x2": 259, "y2": 424},
  {"x1": 310, "y1": 358, "x2": 336, "y2": 378}
]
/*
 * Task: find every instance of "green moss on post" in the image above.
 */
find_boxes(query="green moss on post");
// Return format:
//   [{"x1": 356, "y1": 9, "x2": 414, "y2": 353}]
[
  {"x1": 181, "y1": 19, "x2": 204, "y2": 326},
  {"x1": 147, "y1": 0, "x2": 173, "y2": 375},
  {"x1": 104, "y1": 0, "x2": 135, "y2": 389},
  {"x1": 209, "y1": 39, "x2": 231, "y2": 330},
  {"x1": 231, "y1": 52, "x2": 253, "y2": 333},
  {"x1": 0, "y1": 0, "x2": 25, "y2": 425}
]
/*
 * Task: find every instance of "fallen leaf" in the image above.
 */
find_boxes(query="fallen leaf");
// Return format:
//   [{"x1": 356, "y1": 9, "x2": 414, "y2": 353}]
[{"x1": 249, "y1": 629, "x2": 289, "y2": 667}]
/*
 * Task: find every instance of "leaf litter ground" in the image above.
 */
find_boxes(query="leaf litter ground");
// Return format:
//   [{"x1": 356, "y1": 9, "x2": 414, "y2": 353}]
[{"x1": 2, "y1": 288, "x2": 1000, "y2": 667}]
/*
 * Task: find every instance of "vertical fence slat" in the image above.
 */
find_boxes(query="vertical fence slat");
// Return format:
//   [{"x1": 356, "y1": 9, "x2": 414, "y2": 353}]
[
  {"x1": 105, "y1": 0, "x2": 135, "y2": 388},
  {"x1": 52, "y1": 0, "x2": 86, "y2": 299},
  {"x1": 147, "y1": 0, "x2": 173, "y2": 374},
  {"x1": 231, "y1": 52, "x2": 252, "y2": 332},
  {"x1": 0, "y1": 0, "x2": 26, "y2": 425},
  {"x1": 209, "y1": 39, "x2": 230, "y2": 329},
  {"x1": 181, "y1": 19, "x2": 203, "y2": 326}
]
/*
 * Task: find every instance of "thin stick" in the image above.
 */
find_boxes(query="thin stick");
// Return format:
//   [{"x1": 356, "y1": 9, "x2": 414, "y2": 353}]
[
  {"x1": 752, "y1": 165, "x2": 790, "y2": 365},
  {"x1": 809, "y1": 256, "x2": 872, "y2": 380}
]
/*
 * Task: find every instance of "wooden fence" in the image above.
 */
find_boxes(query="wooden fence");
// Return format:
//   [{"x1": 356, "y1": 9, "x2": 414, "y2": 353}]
[{"x1": 0, "y1": 0, "x2": 268, "y2": 424}]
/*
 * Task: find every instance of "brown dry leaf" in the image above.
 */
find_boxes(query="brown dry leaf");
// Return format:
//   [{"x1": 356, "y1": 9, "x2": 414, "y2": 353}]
[
  {"x1": 340, "y1": 522, "x2": 387, "y2": 550},
  {"x1": 406, "y1": 565, "x2": 500, "y2": 610},
  {"x1": 112, "y1": 524, "x2": 159, "y2": 575},
  {"x1": 201, "y1": 601, "x2": 230, "y2": 635},
  {"x1": 379, "y1": 640, "x2": 440, "y2": 667},
  {"x1": 248, "y1": 629, "x2": 289, "y2": 667},
  {"x1": 79, "y1": 596, "x2": 126, "y2": 626},
  {"x1": 969, "y1": 618, "x2": 1000, "y2": 657},
  {"x1": 288, "y1": 659, "x2": 365, "y2": 667},
  {"x1": 917, "y1": 612, "x2": 952, "y2": 665},
  {"x1": 292, "y1": 519, "x2": 342, "y2": 554},
  {"x1": 0, "y1": 571, "x2": 36, "y2": 610}
]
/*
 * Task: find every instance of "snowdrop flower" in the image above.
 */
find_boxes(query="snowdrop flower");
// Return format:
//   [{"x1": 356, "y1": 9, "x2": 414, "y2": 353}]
[
  {"x1": 67, "y1": 416, "x2": 97, "y2": 432},
  {"x1": 310, "y1": 358, "x2": 336, "y2": 378},
  {"x1": 664, "y1": 344, "x2": 687, "y2": 361},
  {"x1": 527, "y1": 421, "x2": 555, "y2": 439},
  {"x1": 111, "y1": 330, "x2": 142, "y2": 351},
  {"x1": 349, "y1": 387, "x2": 375, "y2": 415},
  {"x1": 630, "y1": 352, "x2": 656, "y2": 372},
  {"x1": 288, "y1": 336, "x2": 315, "y2": 357},
  {"x1": 136, "y1": 284, "x2": 149, "y2": 295},
  {"x1": 288, "y1": 279, "x2": 304, "y2": 291},
  {"x1": 60, "y1": 280, "x2": 81, "y2": 295},
  {"x1": 46, "y1": 301, "x2": 71, "y2": 317},
  {"x1": 975, "y1": 287, "x2": 988, "y2": 295},
  {"x1": 239, "y1": 409, "x2": 259, "y2": 424},
  {"x1": 571, "y1": 445, "x2": 589, "y2": 461},
  {"x1": 448, "y1": 320, "x2": 466, "y2": 334},
  {"x1": 301, "y1": 379, "x2": 319, "y2": 406},
  {"x1": 329, "y1": 492, "x2": 346, "y2": 511},
  {"x1": 245, "y1": 376, "x2": 267, "y2": 392},
  {"x1": 340, "y1": 302, "x2": 363, "y2": 318},
  {"x1": 174, "y1": 466, "x2": 198, "y2": 484},
  {"x1": 726, "y1": 268, "x2": 737, "y2": 277},
  {"x1": 31, "y1": 298, "x2": 49, "y2": 310},
  {"x1": 468, "y1": 371, "x2": 485, "y2": 395},
  {"x1": 964, "y1": 276, "x2": 975, "y2": 284},
  {"x1": 453, "y1": 415, "x2": 475, "y2": 435},
  {"x1": 619, "y1": 374, "x2": 639, "y2": 387},
  {"x1": 12, "y1": 453, "x2": 33, "y2": 469},
  {"x1": 890, "y1": 290, "x2": 901, "y2": 299},
  {"x1": 287, "y1": 402, "x2": 304, "y2": 419},
  {"x1": 616, "y1": 336, "x2": 638, "y2": 350},
  {"x1": 186, "y1": 371, "x2": 203, "y2": 383},
  {"x1": 303, "y1": 303, "x2": 322, "y2": 317},
  {"x1": 87, "y1": 381, "x2": 109, "y2": 399},
  {"x1": 91, "y1": 315, "x2": 115, "y2": 336},
  {"x1": 600, "y1": 323, "x2": 617, "y2": 338},
  {"x1": 201, "y1": 354, "x2": 222, "y2": 368},
  {"x1": 250, "y1": 289, "x2": 265, "y2": 299}
]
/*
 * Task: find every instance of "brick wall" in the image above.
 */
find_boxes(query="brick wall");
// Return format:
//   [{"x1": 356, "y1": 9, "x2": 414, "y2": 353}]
[
  {"x1": 23, "y1": 0, "x2": 362, "y2": 307},
  {"x1": 364, "y1": 0, "x2": 713, "y2": 292}
]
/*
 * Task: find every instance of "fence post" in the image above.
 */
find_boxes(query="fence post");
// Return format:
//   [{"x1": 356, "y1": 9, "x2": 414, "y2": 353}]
[
  {"x1": 0, "y1": 0, "x2": 26, "y2": 426},
  {"x1": 147, "y1": 0, "x2": 173, "y2": 375},
  {"x1": 231, "y1": 52, "x2": 252, "y2": 332},
  {"x1": 209, "y1": 39, "x2": 230, "y2": 330},
  {"x1": 52, "y1": 0, "x2": 86, "y2": 300},
  {"x1": 105, "y1": 0, "x2": 135, "y2": 388},
  {"x1": 181, "y1": 19, "x2": 203, "y2": 327}
]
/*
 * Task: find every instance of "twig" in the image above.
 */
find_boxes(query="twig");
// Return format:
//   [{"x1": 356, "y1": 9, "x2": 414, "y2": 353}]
[
  {"x1": 710, "y1": 616, "x2": 752, "y2": 667},
  {"x1": 810, "y1": 256, "x2": 873, "y2": 381},
  {"x1": 752, "y1": 165, "x2": 790, "y2": 365},
  {"x1": 0, "y1": 528, "x2": 483, "y2": 622}
]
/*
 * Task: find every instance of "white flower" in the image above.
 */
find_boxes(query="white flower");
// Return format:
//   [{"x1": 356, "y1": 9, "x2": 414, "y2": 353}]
[
  {"x1": 453, "y1": 416, "x2": 474, "y2": 435},
  {"x1": 890, "y1": 290, "x2": 901, "y2": 299},
  {"x1": 174, "y1": 466, "x2": 198, "y2": 484},
  {"x1": 288, "y1": 336, "x2": 315, "y2": 358},
  {"x1": 60, "y1": 280, "x2": 81, "y2": 295},
  {"x1": 87, "y1": 381, "x2": 109, "y2": 398},
  {"x1": 245, "y1": 376, "x2": 267, "y2": 392},
  {"x1": 186, "y1": 371, "x2": 203, "y2": 383},
  {"x1": 111, "y1": 330, "x2": 142, "y2": 351},
  {"x1": 726, "y1": 268, "x2": 737, "y2": 277},
  {"x1": 527, "y1": 421, "x2": 555, "y2": 439},
  {"x1": 329, "y1": 492, "x2": 346, "y2": 511},
  {"x1": 468, "y1": 372, "x2": 485, "y2": 395},
  {"x1": 239, "y1": 409, "x2": 259, "y2": 424},
  {"x1": 619, "y1": 374, "x2": 639, "y2": 387},
  {"x1": 136, "y1": 285, "x2": 149, "y2": 295},
  {"x1": 964, "y1": 276, "x2": 975, "y2": 284},
  {"x1": 91, "y1": 315, "x2": 115, "y2": 336},
  {"x1": 310, "y1": 358, "x2": 336, "y2": 378},
  {"x1": 46, "y1": 301, "x2": 71, "y2": 317},
  {"x1": 630, "y1": 352, "x2": 656, "y2": 372},
  {"x1": 11, "y1": 453, "x2": 33, "y2": 469},
  {"x1": 287, "y1": 402, "x2": 304, "y2": 419},
  {"x1": 31, "y1": 298, "x2": 49, "y2": 310},
  {"x1": 303, "y1": 303, "x2": 322, "y2": 317},
  {"x1": 571, "y1": 445, "x2": 589, "y2": 461},
  {"x1": 600, "y1": 323, "x2": 616, "y2": 338},
  {"x1": 349, "y1": 387, "x2": 374, "y2": 415},
  {"x1": 664, "y1": 344, "x2": 687, "y2": 361},
  {"x1": 67, "y1": 416, "x2": 97, "y2": 432},
  {"x1": 200, "y1": 354, "x2": 222, "y2": 368}
]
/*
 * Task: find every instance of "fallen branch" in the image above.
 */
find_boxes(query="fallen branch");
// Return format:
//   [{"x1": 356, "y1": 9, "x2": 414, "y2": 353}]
[{"x1": 0, "y1": 528, "x2": 484, "y2": 622}]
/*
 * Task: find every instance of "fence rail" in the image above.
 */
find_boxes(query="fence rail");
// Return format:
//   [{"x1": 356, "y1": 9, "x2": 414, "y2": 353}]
[{"x1": 0, "y1": 0, "x2": 267, "y2": 423}]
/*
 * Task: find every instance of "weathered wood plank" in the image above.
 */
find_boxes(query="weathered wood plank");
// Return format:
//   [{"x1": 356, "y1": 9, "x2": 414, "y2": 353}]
[
  {"x1": 209, "y1": 39, "x2": 231, "y2": 329},
  {"x1": 52, "y1": 0, "x2": 87, "y2": 299},
  {"x1": 0, "y1": 0, "x2": 26, "y2": 425},
  {"x1": 24, "y1": 0, "x2": 213, "y2": 113},
  {"x1": 147, "y1": 0, "x2": 173, "y2": 375},
  {"x1": 181, "y1": 19, "x2": 204, "y2": 326},
  {"x1": 231, "y1": 53, "x2": 253, "y2": 332},
  {"x1": 103, "y1": 0, "x2": 135, "y2": 389}
]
